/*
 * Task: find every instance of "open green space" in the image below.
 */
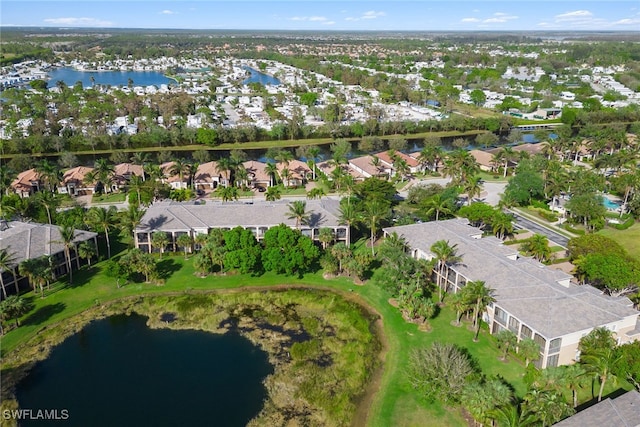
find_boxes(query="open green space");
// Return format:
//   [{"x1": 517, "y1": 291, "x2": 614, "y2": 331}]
[
  {"x1": 91, "y1": 192, "x2": 127, "y2": 204},
  {"x1": 599, "y1": 223, "x2": 640, "y2": 261},
  {"x1": 0, "y1": 248, "x2": 531, "y2": 427}
]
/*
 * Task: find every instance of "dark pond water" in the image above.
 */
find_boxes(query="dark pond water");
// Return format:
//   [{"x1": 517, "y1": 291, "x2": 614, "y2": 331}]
[
  {"x1": 242, "y1": 66, "x2": 281, "y2": 86},
  {"x1": 16, "y1": 313, "x2": 273, "y2": 426},
  {"x1": 47, "y1": 68, "x2": 175, "y2": 88}
]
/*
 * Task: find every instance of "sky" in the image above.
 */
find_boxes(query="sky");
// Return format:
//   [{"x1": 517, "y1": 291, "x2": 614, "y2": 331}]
[{"x1": 2, "y1": 1, "x2": 639, "y2": 31}]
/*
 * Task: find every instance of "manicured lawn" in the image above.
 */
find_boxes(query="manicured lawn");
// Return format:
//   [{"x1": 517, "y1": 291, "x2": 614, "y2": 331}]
[
  {"x1": 91, "y1": 192, "x2": 127, "y2": 203},
  {"x1": 599, "y1": 222, "x2": 640, "y2": 261},
  {"x1": 2, "y1": 251, "x2": 528, "y2": 427}
]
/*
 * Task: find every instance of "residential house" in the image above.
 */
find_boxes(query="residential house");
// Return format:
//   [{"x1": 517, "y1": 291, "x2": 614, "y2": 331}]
[
  {"x1": 193, "y1": 161, "x2": 230, "y2": 190},
  {"x1": 160, "y1": 162, "x2": 189, "y2": 190},
  {"x1": 374, "y1": 151, "x2": 421, "y2": 175},
  {"x1": 134, "y1": 199, "x2": 349, "y2": 252},
  {"x1": 11, "y1": 169, "x2": 41, "y2": 198},
  {"x1": 58, "y1": 166, "x2": 96, "y2": 196},
  {"x1": 0, "y1": 220, "x2": 98, "y2": 298},
  {"x1": 112, "y1": 163, "x2": 144, "y2": 191},
  {"x1": 469, "y1": 149, "x2": 496, "y2": 172},
  {"x1": 242, "y1": 160, "x2": 271, "y2": 189},
  {"x1": 348, "y1": 155, "x2": 387, "y2": 179},
  {"x1": 278, "y1": 159, "x2": 311, "y2": 187},
  {"x1": 383, "y1": 219, "x2": 640, "y2": 369}
]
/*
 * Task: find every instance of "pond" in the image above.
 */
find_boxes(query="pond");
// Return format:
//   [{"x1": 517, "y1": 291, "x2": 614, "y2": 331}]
[
  {"x1": 242, "y1": 66, "x2": 281, "y2": 86},
  {"x1": 16, "y1": 313, "x2": 273, "y2": 426},
  {"x1": 47, "y1": 68, "x2": 176, "y2": 88}
]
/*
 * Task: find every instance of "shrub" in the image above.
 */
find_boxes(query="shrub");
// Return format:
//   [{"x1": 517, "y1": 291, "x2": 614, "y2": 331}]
[
  {"x1": 537, "y1": 210, "x2": 558, "y2": 222},
  {"x1": 530, "y1": 200, "x2": 550, "y2": 211},
  {"x1": 609, "y1": 216, "x2": 636, "y2": 230}
]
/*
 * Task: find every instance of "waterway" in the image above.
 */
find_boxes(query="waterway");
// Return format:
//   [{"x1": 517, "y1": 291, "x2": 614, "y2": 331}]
[
  {"x1": 47, "y1": 68, "x2": 175, "y2": 88},
  {"x1": 242, "y1": 66, "x2": 281, "y2": 86},
  {"x1": 16, "y1": 313, "x2": 273, "y2": 426}
]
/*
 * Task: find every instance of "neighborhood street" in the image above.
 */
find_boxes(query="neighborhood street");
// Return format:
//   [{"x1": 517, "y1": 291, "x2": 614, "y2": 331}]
[{"x1": 508, "y1": 210, "x2": 570, "y2": 248}]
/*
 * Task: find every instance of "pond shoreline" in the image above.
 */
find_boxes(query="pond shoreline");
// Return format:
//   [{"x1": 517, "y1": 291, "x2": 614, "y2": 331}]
[{"x1": 1, "y1": 286, "x2": 384, "y2": 427}]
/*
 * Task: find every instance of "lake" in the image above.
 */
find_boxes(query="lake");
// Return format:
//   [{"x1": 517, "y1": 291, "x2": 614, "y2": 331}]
[
  {"x1": 16, "y1": 313, "x2": 273, "y2": 426},
  {"x1": 47, "y1": 68, "x2": 176, "y2": 88},
  {"x1": 242, "y1": 66, "x2": 281, "y2": 86}
]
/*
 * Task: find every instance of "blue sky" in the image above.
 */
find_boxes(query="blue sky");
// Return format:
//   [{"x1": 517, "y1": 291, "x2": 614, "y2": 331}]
[{"x1": 2, "y1": 1, "x2": 639, "y2": 31}]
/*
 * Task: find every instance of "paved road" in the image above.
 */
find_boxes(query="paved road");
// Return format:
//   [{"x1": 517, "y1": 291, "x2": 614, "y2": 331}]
[{"x1": 508, "y1": 210, "x2": 570, "y2": 248}]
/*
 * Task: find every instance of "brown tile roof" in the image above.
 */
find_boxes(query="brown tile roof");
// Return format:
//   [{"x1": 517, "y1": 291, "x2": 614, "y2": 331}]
[
  {"x1": 62, "y1": 166, "x2": 95, "y2": 185},
  {"x1": 11, "y1": 168, "x2": 40, "y2": 192},
  {"x1": 242, "y1": 160, "x2": 270, "y2": 183}
]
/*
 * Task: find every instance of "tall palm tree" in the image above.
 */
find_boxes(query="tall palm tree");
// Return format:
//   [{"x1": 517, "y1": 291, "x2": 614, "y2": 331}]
[
  {"x1": 338, "y1": 202, "x2": 359, "y2": 248},
  {"x1": 307, "y1": 146, "x2": 320, "y2": 180},
  {"x1": 463, "y1": 176, "x2": 482, "y2": 205},
  {"x1": 279, "y1": 167, "x2": 291, "y2": 188},
  {"x1": 94, "y1": 158, "x2": 115, "y2": 193},
  {"x1": 87, "y1": 206, "x2": 116, "y2": 258},
  {"x1": 58, "y1": 225, "x2": 77, "y2": 284},
  {"x1": 218, "y1": 186, "x2": 238, "y2": 202},
  {"x1": 422, "y1": 194, "x2": 452, "y2": 221},
  {"x1": 287, "y1": 201, "x2": 309, "y2": 229},
  {"x1": 500, "y1": 146, "x2": 517, "y2": 178},
  {"x1": 77, "y1": 240, "x2": 97, "y2": 267},
  {"x1": 465, "y1": 280, "x2": 496, "y2": 341},
  {"x1": 265, "y1": 162, "x2": 278, "y2": 187},
  {"x1": 523, "y1": 234, "x2": 551, "y2": 263},
  {"x1": 1, "y1": 295, "x2": 29, "y2": 327},
  {"x1": 318, "y1": 228, "x2": 335, "y2": 250},
  {"x1": 430, "y1": 240, "x2": 461, "y2": 302},
  {"x1": 488, "y1": 404, "x2": 537, "y2": 427},
  {"x1": 492, "y1": 213, "x2": 514, "y2": 240},
  {"x1": 418, "y1": 145, "x2": 442, "y2": 173},
  {"x1": 119, "y1": 205, "x2": 146, "y2": 246},
  {"x1": 128, "y1": 174, "x2": 145, "y2": 207},
  {"x1": 36, "y1": 159, "x2": 62, "y2": 192},
  {"x1": 35, "y1": 190, "x2": 59, "y2": 224},
  {"x1": 19, "y1": 257, "x2": 48, "y2": 298},
  {"x1": 581, "y1": 347, "x2": 622, "y2": 402},
  {"x1": 151, "y1": 231, "x2": 170, "y2": 259},
  {"x1": 169, "y1": 158, "x2": 191, "y2": 188},
  {"x1": 363, "y1": 199, "x2": 390, "y2": 256},
  {"x1": 176, "y1": 234, "x2": 193, "y2": 259},
  {"x1": 0, "y1": 249, "x2": 19, "y2": 296}
]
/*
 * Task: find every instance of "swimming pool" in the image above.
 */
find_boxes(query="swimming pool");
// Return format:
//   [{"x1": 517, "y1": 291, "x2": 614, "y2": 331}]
[{"x1": 603, "y1": 196, "x2": 623, "y2": 210}]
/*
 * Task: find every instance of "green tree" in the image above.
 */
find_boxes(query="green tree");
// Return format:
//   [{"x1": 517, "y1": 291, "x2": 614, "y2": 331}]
[
  {"x1": 0, "y1": 295, "x2": 30, "y2": 327},
  {"x1": 265, "y1": 185, "x2": 281, "y2": 202},
  {"x1": 517, "y1": 338, "x2": 541, "y2": 367},
  {"x1": 223, "y1": 227, "x2": 262, "y2": 274},
  {"x1": 287, "y1": 200, "x2": 309, "y2": 229},
  {"x1": 58, "y1": 225, "x2": 77, "y2": 284},
  {"x1": 466, "y1": 280, "x2": 496, "y2": 341},
  {"x1": 0, "y1": 249, "x2": 19, "y2": 296},
  {"x1": 363, "y1": 199, "x2": 391, "y2": 256},
  {"x1": 176, "y1": 234, "x2": 193, "y2": 259},
  {"x1": 77, "y1": 240, "x2": 97, "y2": 267},
  {"x1": 407, "y1": 342, "x2": 476, "y2": 403},
  {"x1": 87, "y1": 206, "x2": 117, "y2": 258},
  {"x1": 151, "y1": 231, "x2": 170, "y2": 259},
  {"x1": 496, "y1": 329, "x2": 518, "y2": 361},
  {"x1": 430, "y1": 240, "x2": 461, "y2": 302},
  {"x1": 262, "y1": 224, "x2": 320, "y2": 276}
]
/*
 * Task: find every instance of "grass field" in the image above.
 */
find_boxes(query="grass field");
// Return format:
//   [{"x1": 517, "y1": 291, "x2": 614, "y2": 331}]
[{"x1": 599, "y1": 222, "x2": 640, "y2": 261}]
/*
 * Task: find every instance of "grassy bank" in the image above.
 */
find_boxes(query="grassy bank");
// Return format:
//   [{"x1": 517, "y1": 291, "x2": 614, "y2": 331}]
[
  {"x1": 599, "y1": 222, "x2": 640, "y2": 261},
  {"x1": 0, "y1": 255, "x2": 528, "y2": 426}
]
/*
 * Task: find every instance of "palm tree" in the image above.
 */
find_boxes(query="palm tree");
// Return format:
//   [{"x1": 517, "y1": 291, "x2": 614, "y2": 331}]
[
  {"x1": 466, "y1": 280, "x2": 496, "y2": 341},
  {"x1": 495, "y1": 329, "x2": 518, "y2": 360},
  {"x1": 581, "y1": 347, "x2": 622, "y2": 402},
  {"x1": 500, "y1": 146, "x2": 517, "y2": 178},
  {"x1": 119, "y1": 205, "x2": 146, "y2": 246},
  {"x1": 418, "y1": 145, "x2": 442, "y2": 173},
  {"x1": 265, "y1": 186, "x2": 281, "y2": 201},
  {"x1": 217, "y1": 186, "x2": 238, "y2": 202},
  {"x1": 58, "y1": 225, "x2": 77, "y2": 284},
  {"x1": 152, "y1": 231, "x2": 170, "y2": 259},
  {"x1": 307, "y1": 146, "x2": 320, "y2": 180},
  {"x1": 523, "y1": 234, "x2": 551, "y2": 263},
  {"x1": 564, "y1": 364, "x2": 587, "y2": 409},
  {"x1": 0, "y1": 249, "x2": 19, "y2": 296},
  {"x1": 517, "y1": 338, "x2": 541, "y2": 367},
  {"x1": 279, "y1": 167, "x2": 291, "y2": 188},
  {"x1": 36, "y1": 159, "x2": 62, "y2": 192},
  {"x1": 488, "y1": 404, "x2": 537, "y2": 427},
  {"x1": 18, "y1": 257, "x2": 48, "y2": 298},
  {"x1": 94, "y1": 158, "x2": 115, "y2": 193},
  {"x1": 430, "y1": 240, "x2": 461, "y2": 302},
  {"x1": 77, "y1": 240, "x2": 97, "y2": 267},
  {"x1": 449, "y1": 291, "x2": 468, "y2": 326},
  {"x1": 422, "y1": 194, "x2": 452, "y2": 221},
  {"x1": 128, "y1": 175, "x2": 145, "y2": 207},
  {"x1": 176, "y1": 234, "x2": 193, "y2": 259},
  {"x1": 35, "y1": 190, "x2": 59, "y2": 224},
  {"x1": 1, "y1": 295, "x2": 29, "y2": 327},
  {"x1": 363, "y1": 199, "x2": 390, "y2": 256},
  {"x1": 169, "y1": 158, "x2": 191, "y2": 188},
  {"x1": 492, "y1": 213, "x2": 514, "y2": 240},
  {"x1": 287, "y1": 201, "x2": 309, "y2": 229},
  {"x1": 463, "y1": 176, "x2": 483, "y2": 205},
  {"x1": 265, "y1": 162, "x2": 279, "y2": 187},
  {"x1": 318, "y1": 228, "x2": 335, "y2": 250},
  {"x1": 87, "y1": 206, "x2": 116, "y2": 258},
  {"x1": 338, "y1": 202, "x2": 360, "y2": 248}
]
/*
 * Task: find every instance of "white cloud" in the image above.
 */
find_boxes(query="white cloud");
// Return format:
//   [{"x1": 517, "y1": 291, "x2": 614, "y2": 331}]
[
  {"x1": 555, "y1": 10, "x2": 592, "y2": 21},
  {"x1": 289, "y1": 16, "x2": 328, "y2": 22},
  {"x1": 160, "y1": 10, "x2": 176, "y2": 15},
  {"x1": 612, "y1": 18, "x2": 640, "y2": 25},
  {"x1": 323, "y1": 21, "x2": 336, "y2": 26},
  {"x1": 43, "y1": 17, "x2": 113, "y2": 27},
  {"x1": 461, "y1": 17, "x2": 480, "y2": 23},
  {"x1": 362, "y1": 10, "x2": 386, "y2": 20},
  {"x1": 482, "y1": 12, "x2": 518, "y2": 23}
]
